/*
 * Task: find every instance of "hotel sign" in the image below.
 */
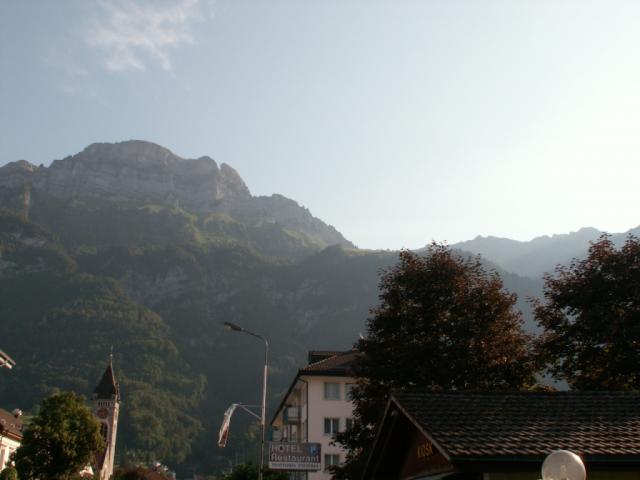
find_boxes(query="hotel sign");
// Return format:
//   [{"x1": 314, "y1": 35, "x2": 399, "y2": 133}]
[{"x1": 268, "y1": 442, "x2": 321, "y2": 471}]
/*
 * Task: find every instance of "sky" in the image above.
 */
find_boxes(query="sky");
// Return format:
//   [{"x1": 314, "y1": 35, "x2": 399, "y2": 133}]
[{"x1": 2, "y1": 0, "x2": 640, "y2": 250}]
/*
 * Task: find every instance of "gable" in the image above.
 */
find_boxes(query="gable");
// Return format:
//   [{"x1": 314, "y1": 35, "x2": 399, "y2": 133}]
[{"x1": 366, "y1": 405, "x2": 454, "y2": 480}]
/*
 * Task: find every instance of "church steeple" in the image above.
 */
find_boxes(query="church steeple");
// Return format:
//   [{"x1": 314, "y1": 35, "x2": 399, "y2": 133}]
[
  {"x1": 93, "y1": 353, "x2": 120, "y2": 480},
  {"x1": 93, "y1": 354, "x2": 119, "y2": 400}
]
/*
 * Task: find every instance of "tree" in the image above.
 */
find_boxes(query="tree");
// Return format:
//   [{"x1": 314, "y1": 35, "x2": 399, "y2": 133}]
[
  {"x1": 220, "y1": 463, "x2": 288, "y2": 480},
  {"x1": 112, "y1": 466, "x2": 149, "y2": 480},
  {"x1": 334, "y1": 245, "x2": 538, "y2": 479},
  {"x1": 14, "y1": 391, "x2": 105, "y2": 480},
  {"x1": 0, "y1": 466, "x2": 18, "y2": 480},
  {"x1": 534, "y1": 234, "x2": 640, "y2": 390}
]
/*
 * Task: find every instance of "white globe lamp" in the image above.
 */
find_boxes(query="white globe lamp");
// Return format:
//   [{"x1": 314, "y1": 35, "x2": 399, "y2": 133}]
[{"x1": 541, "y1": 450, "x2": 586, "y2": 480}]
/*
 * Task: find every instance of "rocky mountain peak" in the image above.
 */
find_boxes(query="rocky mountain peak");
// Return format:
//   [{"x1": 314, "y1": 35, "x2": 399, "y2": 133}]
[
  {"x1": 0, "y1": 159, "x2": 37, "y2": 173},
  {"x1": 76, "y1": 140, "x2": 182, "y2": 168},
  {"x1": 1, "y1": 140, "x2": 252, "y2": 208},
  {"x1": 0, "y1": 140, "x2": 353, "y2": 252}
]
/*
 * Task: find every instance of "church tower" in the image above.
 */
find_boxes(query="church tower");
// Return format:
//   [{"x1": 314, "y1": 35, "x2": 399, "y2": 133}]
[{"x1": 92, "y1": 355, "x2": 120, "y2": 480}]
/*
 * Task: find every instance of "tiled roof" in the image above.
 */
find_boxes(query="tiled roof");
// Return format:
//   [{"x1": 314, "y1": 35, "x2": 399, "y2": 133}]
[
  {"x1": 0, "y1": 408, "x2": 22, "y2": 439},
  {"x1": 393, "y1": 390, "x2": 640, "y2": 459},
  {"x1": 308, "y1": 351, "x2": 343, "y2": 365},
  {"x1": 301, "y1": 350, "x2": 361, "y2": 376}
]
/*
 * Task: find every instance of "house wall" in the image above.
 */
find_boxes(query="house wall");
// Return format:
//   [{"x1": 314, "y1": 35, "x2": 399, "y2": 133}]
[
  {"x1": 305, "y1": 375, "x2": 355, "y2": 480},
  {"x1": 0, "y1": 435, "x2": 20, "y2": 471}
]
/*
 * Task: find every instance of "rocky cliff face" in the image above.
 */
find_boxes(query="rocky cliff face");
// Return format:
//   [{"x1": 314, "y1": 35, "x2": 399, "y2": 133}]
[
  {"x1": 0, "y1": 140, "x2": 353, "y2": 251},
  {"x1": 0, "y1": 140, "x2": 251, "y2": 208}
]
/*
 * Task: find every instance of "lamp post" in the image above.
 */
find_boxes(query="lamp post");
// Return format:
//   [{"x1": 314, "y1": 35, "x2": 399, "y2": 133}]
[
  {"x1": 541, "y1": 450, "x2": 586, "y2": 480},
  {"x1": 224, "y1": 321, "x2": 269, "y2": 480}
]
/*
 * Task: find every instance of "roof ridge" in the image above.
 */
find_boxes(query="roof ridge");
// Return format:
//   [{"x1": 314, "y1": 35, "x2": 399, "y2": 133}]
[
  {"x1": 304, "y1": 349, "x2": 359, "y2": 369},
  {"x1": 394, "y1": 389, "x2": 640, "y2": 396}
]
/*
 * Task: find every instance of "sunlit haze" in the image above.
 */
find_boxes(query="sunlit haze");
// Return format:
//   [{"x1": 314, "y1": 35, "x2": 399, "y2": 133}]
[{"x1": 2, "y1": 0, "x2": 639, "y2": 249}]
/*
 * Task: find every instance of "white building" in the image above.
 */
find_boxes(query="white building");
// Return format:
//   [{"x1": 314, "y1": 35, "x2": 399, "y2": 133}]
[
  {"x1": 271, "y1": 350, "x2": 359, "y2": 480},
  {"x1": 0, "y1": 408, "x2": 23, "y2": 472}
]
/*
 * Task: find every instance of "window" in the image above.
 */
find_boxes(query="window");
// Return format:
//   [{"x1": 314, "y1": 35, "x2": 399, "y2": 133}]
[
  {"x1": 345, "y1": 383, "x2": 355, "y2": 400},
  {"x1": 324, "y1": 382, "x2": 340, "y2": 400},
  {"x1": 324, "y1": 417, "x2": 340, "y2": 436},
  {"x1": 324, "y1": 454, "x2": 340, "y2": 471},
  {"x1": 345, "y1": 418, "x2": 354, "y2": 431}
]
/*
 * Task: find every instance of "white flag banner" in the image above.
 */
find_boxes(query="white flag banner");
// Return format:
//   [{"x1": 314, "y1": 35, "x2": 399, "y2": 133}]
[{"x1": 218, "y1": 404, "x2": 238, "y2": 448}]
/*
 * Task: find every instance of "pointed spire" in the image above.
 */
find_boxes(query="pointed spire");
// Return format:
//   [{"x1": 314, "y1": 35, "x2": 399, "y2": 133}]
[{"x1": 94, "y1": 352, "x2": 119, "y2": 400}]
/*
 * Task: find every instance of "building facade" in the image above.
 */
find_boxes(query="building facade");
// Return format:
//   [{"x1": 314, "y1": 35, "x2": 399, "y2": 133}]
[
  {"x1": 0, "y1": 408, "x2": 22, "y2": 472},
  {"x1": 92, "y1": 357, "x2": 120, "y2": 480},
  {"x1": 271, "y1": 351, "x2": 359, "y2": 480}
]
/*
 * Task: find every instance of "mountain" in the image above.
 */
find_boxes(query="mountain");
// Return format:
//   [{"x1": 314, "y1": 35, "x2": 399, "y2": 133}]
[
  {"x1": 0, "y1": 141, "x2": 388, "y2": 474},
  {"x1": 0, "y1": 141, "x2": 250, "y2": 206},
  {"x1": 0, "y1": 140, "x2": 628, "y2": 475},
  {"x1": 0, "y1": 140, "x2": 351, "y2": 259},
  {"x1": 453, "y1": 226, "x2": 640, "y2": 278}
]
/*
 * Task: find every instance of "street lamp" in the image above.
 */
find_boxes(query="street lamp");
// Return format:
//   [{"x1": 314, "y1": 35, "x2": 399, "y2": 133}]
[
  {"x1": 223, "y1": 321, "x2": 269, "y2": 480},
  {"x1": 541, "y1": 450, "x2": 586, "y2": 480}
]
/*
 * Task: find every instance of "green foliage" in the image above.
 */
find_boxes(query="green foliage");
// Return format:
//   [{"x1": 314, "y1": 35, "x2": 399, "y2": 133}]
[
  {"x1": 26, "y1": 198, "x2": 206, "y2": 249},
  {"x1": 334, "y1": 245, "x2": 538, "y2": 479},
  {"x1": 534, "y1": 234, "x2": 640, "y2": 389},
  {"x1": 112, "y1": 466, "x2": 151, "y2": 480},
  {"x1": 0, "y1": 211, "x2": 204, "y2": 465},
  {"x1": 21, "y1": 191, "x2": 335, "y2": 261},
  {"x1": 14, "y1": 391, "x2": 104, "y2": 480},
  {"x1": 221, "y1": 463, "x2": 288, "y2": 480},
  {"x1": 0, "y1": 466, "x2": 18, "y2": 480}
]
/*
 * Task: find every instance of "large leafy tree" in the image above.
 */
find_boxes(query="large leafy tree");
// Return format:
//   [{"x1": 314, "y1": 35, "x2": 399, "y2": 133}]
[
  {"x1": 334, "y1": 245, "x2": 538, "y2": 479},
  {"x1": 14, "y1": 391, "x2": 105, "y2": 480},
  {"x1": 534, "y1": 234, "x2": 640, "y2": 390}
]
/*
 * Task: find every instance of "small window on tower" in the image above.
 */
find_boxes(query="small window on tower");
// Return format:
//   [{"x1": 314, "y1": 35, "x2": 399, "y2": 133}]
[{"x1": 100, "y1": 423, "x2": 108, "y2": 440}]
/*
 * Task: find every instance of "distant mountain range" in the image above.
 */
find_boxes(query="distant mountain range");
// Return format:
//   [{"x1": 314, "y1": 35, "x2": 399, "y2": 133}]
[
  {"x1": 453, "y1": 226, "x2": 640, "y2": 278},
  {"x1": 0, "y1": 140, "x2": 636, "y2": 475}
]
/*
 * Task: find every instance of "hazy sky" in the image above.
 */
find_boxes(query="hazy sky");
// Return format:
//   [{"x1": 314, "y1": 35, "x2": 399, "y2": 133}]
[{"x1": 2, "y1": 1, "x2": 640, "y2": 249}]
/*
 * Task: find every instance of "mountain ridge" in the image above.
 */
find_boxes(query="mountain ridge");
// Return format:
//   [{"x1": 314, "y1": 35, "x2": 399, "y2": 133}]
[
  {"x1": 453, "y1": 225, "x2": 640, "y2": 277},
  {"x1": 0, "y1": 140, "x2": 352, "y2": 258}
]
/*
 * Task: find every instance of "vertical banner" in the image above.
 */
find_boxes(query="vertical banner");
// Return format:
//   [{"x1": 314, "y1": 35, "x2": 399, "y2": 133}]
[{"x1": 218, "y1": 404, "x2": 238, "y2": 447}]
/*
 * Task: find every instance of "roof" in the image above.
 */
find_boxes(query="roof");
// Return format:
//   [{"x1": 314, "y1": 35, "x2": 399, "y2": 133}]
[
  {"x1": 307, "y1": 350, "x2": 343, "y2": 364},
  {"x1": 300, "y1": 350, "x2": 361, "y2": 376},
  {"x1": 270, "y1": 350, "x2": 360, "y2": 426},
  {"x1": 94, "y1": 363, "x2": 119, "y2": 400},
  {"x1": 0, "y1": 408, "x2": 23, "y2": 440},
  {"x1": 392, "y1": 390, "x2": 640, "y2": 459}
]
